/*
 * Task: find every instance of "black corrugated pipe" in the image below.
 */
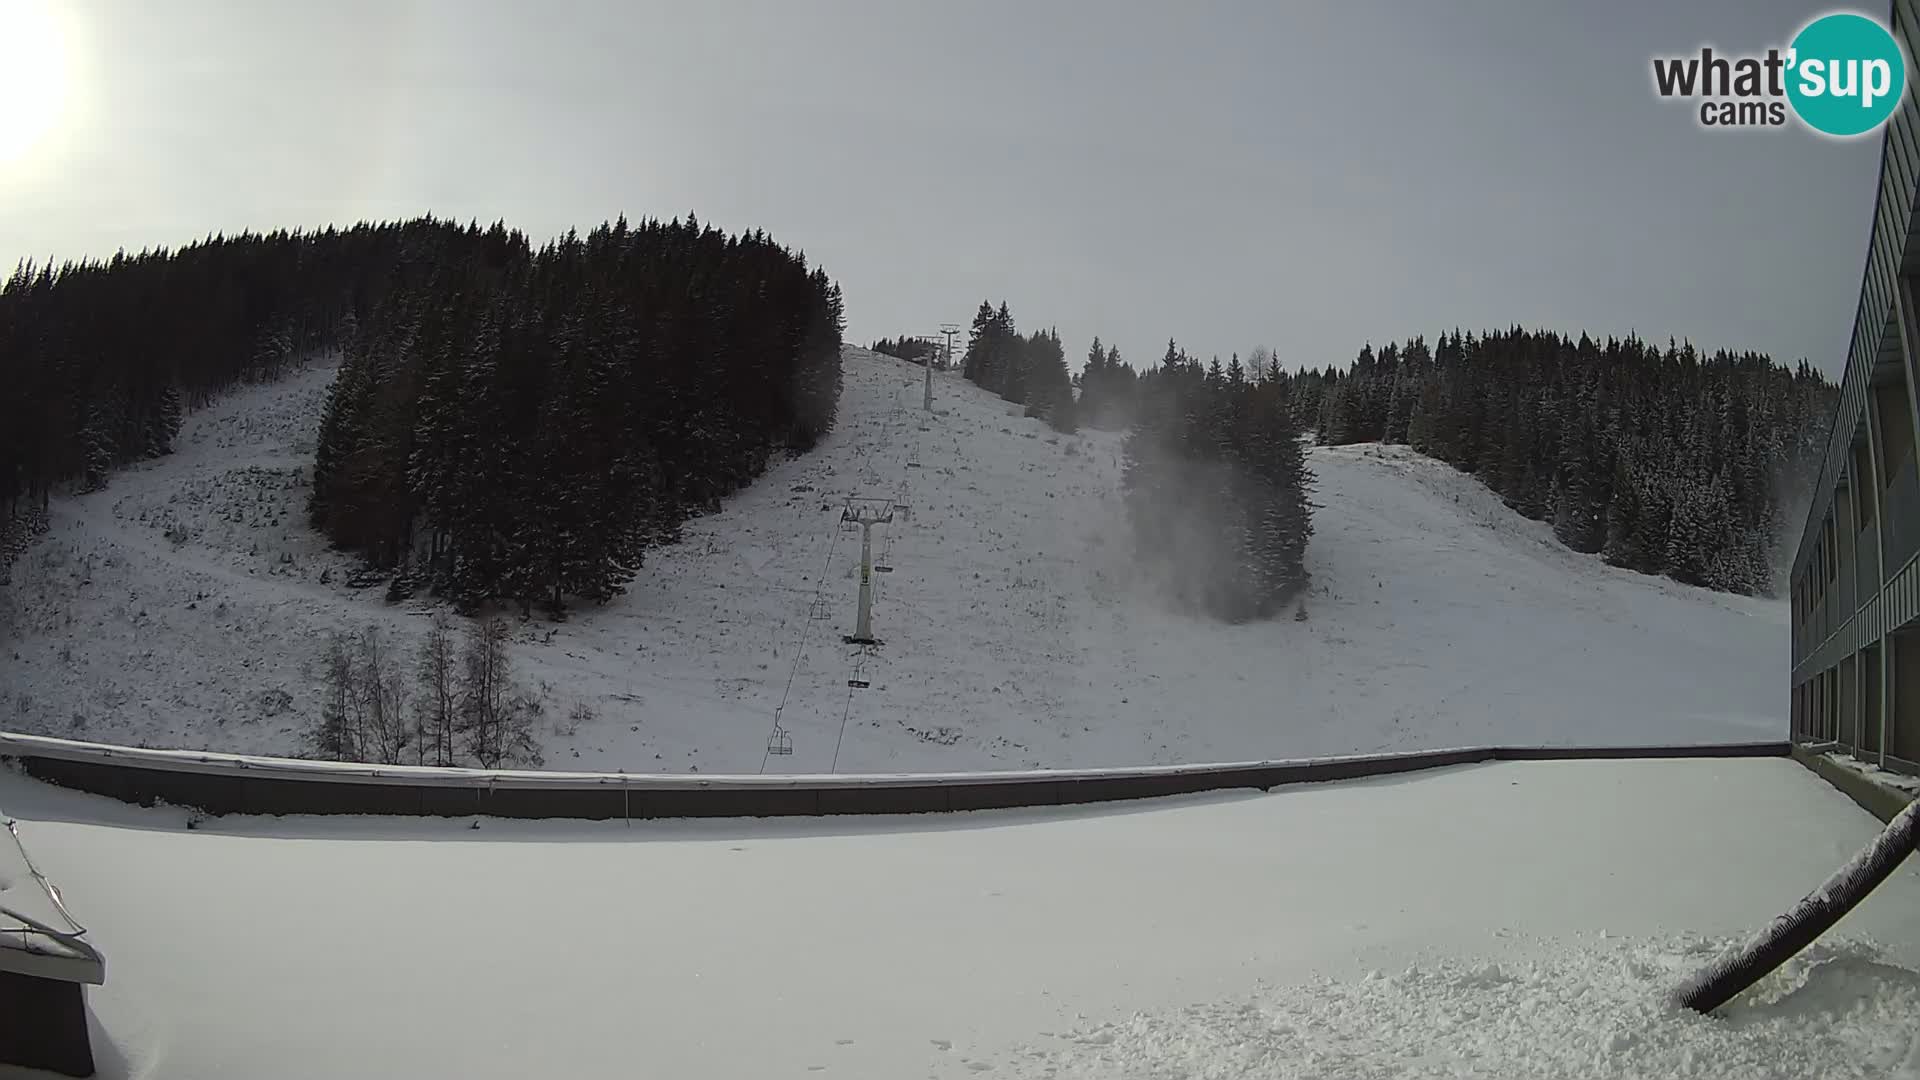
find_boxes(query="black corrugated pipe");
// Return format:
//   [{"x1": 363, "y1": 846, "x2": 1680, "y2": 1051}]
[{"x1": 1674, "y1": 793, "x2": 1920, "y2": 1014}]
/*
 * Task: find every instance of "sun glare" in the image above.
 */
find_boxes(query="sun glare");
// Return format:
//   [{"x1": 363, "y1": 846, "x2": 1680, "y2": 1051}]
[{"x1": 0, "y1": 0, "x2": 73, "y2": 168}]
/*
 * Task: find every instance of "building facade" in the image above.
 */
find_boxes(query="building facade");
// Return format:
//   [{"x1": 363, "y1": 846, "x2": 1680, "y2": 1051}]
[{"x1": 1790, "y1": 0, "x2": 1920, "y2": 775}]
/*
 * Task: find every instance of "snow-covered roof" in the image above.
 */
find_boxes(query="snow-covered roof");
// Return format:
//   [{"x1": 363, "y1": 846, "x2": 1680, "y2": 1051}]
[{"x1": 0, "y1": 809, "x2": 104, "y2": 985}]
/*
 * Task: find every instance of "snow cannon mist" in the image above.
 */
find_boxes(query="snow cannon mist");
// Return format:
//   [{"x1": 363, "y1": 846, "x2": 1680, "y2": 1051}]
[{"x1": 1118, "y1": 360, "x2": 1313, "y2": 625}]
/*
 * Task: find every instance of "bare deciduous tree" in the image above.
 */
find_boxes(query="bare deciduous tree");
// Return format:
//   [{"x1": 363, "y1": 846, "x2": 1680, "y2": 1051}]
[
  {"x1": 317, "y1": 631, "x2": 356, "y2": 760},
  {"x1": 357, "y1": 626, "x2": 411, "y2": 765},
  {"x1": 461, "y1": 617, "x2": 538, "y2": 768},
  {"x1": 314, "y1": 615, "x2": 543, "y2": 768},
  {"x1": 416, "y1": 614, "x2": 458, "y2": 766}
]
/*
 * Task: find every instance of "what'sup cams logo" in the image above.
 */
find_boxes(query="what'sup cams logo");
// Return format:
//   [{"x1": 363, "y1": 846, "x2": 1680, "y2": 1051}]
[{"x1": 1653, "y1": 11, "x2": 1908, "y2": 136}]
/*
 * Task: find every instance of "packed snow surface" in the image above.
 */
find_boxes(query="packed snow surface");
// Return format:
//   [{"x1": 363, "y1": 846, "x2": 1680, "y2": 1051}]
[
  {"x1": 6, "y1": 757, "x2": 1918, "y2": 1079},
  {"x1": 1, "y1": 347, "x2": 1784, "y2": 771}
]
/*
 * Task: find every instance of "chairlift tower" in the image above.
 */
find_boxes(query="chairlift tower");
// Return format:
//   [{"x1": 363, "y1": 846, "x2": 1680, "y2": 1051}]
[
  {"x1": 842, "y1": 497, "x2": 895, "y2": 645},
  {"x1": 919, "y1": 334, "x2": 937, "y2": 412},
  {"x1": 935, "y1": 323, "x2": 961, "y2": 410}
]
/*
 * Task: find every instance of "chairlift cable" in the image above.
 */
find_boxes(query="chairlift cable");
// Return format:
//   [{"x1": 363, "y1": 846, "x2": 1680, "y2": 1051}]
[{"x1": 758, "y1": 511, "x2": 846, "y2": 773}]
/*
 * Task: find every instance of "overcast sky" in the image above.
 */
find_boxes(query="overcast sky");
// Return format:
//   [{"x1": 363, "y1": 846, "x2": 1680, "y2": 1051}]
[{"x1": 0, "y1": 0, "x2": 1888, "y2": 376}]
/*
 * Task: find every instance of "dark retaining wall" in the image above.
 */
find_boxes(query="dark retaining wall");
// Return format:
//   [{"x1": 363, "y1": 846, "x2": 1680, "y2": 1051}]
[
  {"x1": 0, "y1": 972, "x2": 93, "y2": 1077},
  {"x1": 0, "y1": 736, "x2": 1791, "y2": 821}
]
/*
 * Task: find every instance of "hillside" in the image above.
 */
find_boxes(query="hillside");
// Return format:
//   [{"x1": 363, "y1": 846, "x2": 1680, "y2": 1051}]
[{"x1": 0, "y1": 347, "x2": 1786, "y2": 771}]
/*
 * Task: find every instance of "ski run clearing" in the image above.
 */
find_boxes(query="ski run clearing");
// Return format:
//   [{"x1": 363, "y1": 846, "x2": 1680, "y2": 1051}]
[
  {"x1": 6, "y1": 756, "x2": 1918, "y2": 1079},
  {"x1": 1, "y1": 345, "x2": 1784, "y2": 772}
]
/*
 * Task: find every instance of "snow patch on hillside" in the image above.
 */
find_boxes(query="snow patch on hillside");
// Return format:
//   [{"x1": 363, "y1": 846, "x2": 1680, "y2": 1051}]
[
  {"x1": 0, "y1": 347, "x2": 1787, "y2": 769},
  {"x1": 0, "y1": 361, "x2": 411, "y2": 752}
]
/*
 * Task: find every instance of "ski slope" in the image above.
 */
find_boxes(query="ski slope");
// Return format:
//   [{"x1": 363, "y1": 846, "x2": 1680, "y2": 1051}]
[
  {"x1": 8, "y1": 756, "x2": 1918, "y2": 1079},
  {"x1": 0, "y1": 347, "x2": 1785, "y2": 771}
]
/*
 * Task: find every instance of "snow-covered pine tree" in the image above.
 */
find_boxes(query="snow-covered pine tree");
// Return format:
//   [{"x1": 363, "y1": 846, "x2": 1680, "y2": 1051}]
[
  {"x1": 144, "y1": 385, "x2": 183, "y2": 459},
  {"x1": 1551, "y1": 407, "x2": 1605, "y2": 553},
  {"x1": 1021, "y1": 328, "x2": 1076, "y2": 431},
  {"x1": 1316, "y1": 381, "x2": 1348, "y2": 445},
  {"x1": 961, "y1": 301, "x2": 995, "y2": 385},
  {"x1": 789, "y1": 275, "x2": 845, "y2": 451},
  {"x1": 309, "y1": 330, "x2": 375, "y2": 535},
  {"x1": 1387, "y1": 337, "x2": 1428, "y2": 445},
  {"x1": 999, "y1": 319, "x2": 1031, "y2": 405},
  {"x1": 1120, "y1": 345, "x2": 1312, "y2": 622},
  {"x1": 1603, "y1": 455, "x2": 1646, "y2": 570},
  {"x1": 1077, "y1": 336, "x2": 1108, "y2": 426},
  {"x1": 77, "y1": 406, "x2": 116, "y2": 494}
]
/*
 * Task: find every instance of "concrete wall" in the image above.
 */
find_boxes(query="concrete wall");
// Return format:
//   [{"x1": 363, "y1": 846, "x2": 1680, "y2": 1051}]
[{"x1": 0, "y1": 734, "x2": 1789, "y2": 821}]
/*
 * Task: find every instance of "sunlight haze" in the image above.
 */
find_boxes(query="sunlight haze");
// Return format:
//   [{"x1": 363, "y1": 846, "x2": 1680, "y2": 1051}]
[{"x1": 0, "y1": 0, "x2": 1884, "y2": 374}]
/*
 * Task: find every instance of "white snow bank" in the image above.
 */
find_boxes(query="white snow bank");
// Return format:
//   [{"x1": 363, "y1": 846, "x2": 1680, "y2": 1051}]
[
  {"x1": 1014, "y1": 937, "x2": 1920, "y2": 1079},
  {"x1": 6, "y1": 756, "x2": 1917, "y2": 1079}
]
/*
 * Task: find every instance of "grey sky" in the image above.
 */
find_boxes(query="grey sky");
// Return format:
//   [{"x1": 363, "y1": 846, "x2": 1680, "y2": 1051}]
[{"x1": 0, "y1": 0, "x2": 1886, "y2": 376}]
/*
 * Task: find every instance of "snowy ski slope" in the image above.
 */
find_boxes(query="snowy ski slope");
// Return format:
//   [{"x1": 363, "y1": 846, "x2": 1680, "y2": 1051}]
[{"x1": 0, "y1": 347, "x2": 1786, "y2": 771}]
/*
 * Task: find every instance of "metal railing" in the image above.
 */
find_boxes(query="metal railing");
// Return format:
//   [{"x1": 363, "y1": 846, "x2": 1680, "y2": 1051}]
[
  {"x1": 1, "y1": 808, "x2": 105, "y2": 985},
  {"x1": 1858, "y1": 524, "x2": 1882, "y2": 603},
  {"x1": 1794, "y1": 732, "x2": 1920, "y2": 782},
  {"x1": 1886, "y1": 456, "x2": 1920, "y2": 581}
]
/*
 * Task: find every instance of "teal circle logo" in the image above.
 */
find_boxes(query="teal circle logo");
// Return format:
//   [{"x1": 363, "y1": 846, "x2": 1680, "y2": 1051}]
[{"x1": 1786, "y1": 13, "x2": 1907, "y2": 136}]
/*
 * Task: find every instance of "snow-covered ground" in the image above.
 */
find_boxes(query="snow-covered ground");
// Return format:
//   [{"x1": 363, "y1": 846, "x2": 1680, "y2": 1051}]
[
  {"x1": 0, "y1": 347, "x2": 1785, "y2": 771},
  {"x1": 8, "y1": 756, "x2": 1918, "y2": 1079}
]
